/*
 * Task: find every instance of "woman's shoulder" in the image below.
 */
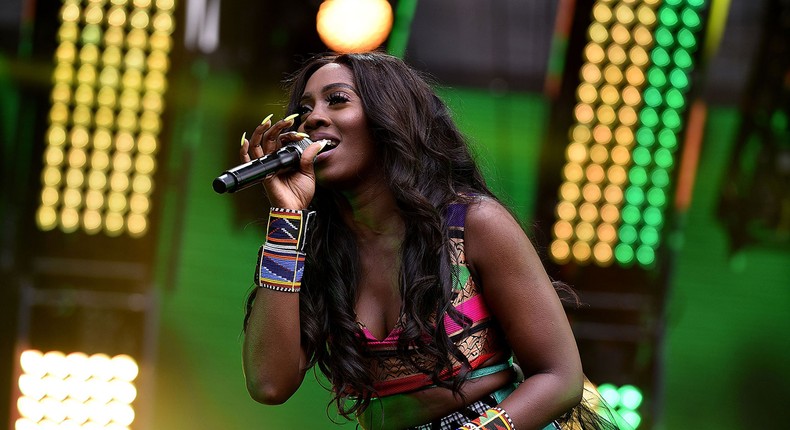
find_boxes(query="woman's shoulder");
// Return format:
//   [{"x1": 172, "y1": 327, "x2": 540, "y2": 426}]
[{"x1": 463, "y1": 195, "x2": 515, "y2": 226}]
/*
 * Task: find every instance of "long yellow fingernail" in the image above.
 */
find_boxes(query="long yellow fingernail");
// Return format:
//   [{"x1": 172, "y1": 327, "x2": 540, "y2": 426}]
[
  {"x1": 295, "y1": 132, "x2": 310, "y2": 138},
  {"x1": 260, "y1": 114, "x2": 273, "y2": 126},
  {"x1": 240, "y1": 131, "x2": 246, "y2": 146},
  {"x1": 283, "y1": 113, "x2": 299, "y2": 122}
]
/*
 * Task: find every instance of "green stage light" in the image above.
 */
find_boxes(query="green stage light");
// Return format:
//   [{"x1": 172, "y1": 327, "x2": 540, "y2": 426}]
[
  {"x1": 636, "y1": 245, "x2": 655, "y2": 265},
  {"x1": 614, "y1": 243, "x2": 635, "y2": 264},
  {"x1": 651, "y1": 169, "x2": 670, "y2": 187},
  {"x1": 654, "y1": 27, "x2": 674, "y2": 47},
  {"x1": 640, "y1": 108, "x2": 660, "y2": 129},
  {"x1": 643, "y1": 206, "x2": 663, "y2": 226},
  {"x1": 640, "y1": 226, "x2": 660, "y2": 246},
  {"x1": 654, "y1": 148, "x2": 674, "y2": 168},
  {"x1": 669, "y1": 68, "x2": 689, "y2": 89},
  {"x1": 81, "y1": 24, "x2": 102, "y2": 45},
  {"x1": 622, "y1": 205, "x2": 642, "y2": 224},
  {"x1": 658, "y1": 8, "x2": 679, "y2": 28},
  {"x1": 665, "y1": 88, "x2": 685, "y2": 109},
  {"x1": 643, "y1": 87, "x2": 663, "y2": 107},
  {"x1": 620, "y1": 225, "x2": 638, "y2": 244},
  {"x1": 678, "y1": 30, "x2": 698, "y2": 48},
  {"x1": 633, "y1": 147, "x2": 652, "y2": 166},
  {"x1": 647, "y1": 67, "x2": 667, "y2": 87},
  {"x1": 635, "y1": 127, "x2": 656, "y2": 146},
  {"x1": 681, "y1": 8, "x2": 702, "y2": 28},
  {"x1": 625, "y1": 187, "x2": 645, "y2": 205},
  {"x1": 657, "y1": 128, "x2": 677, "y2": 148},
  {"x1": 661, "y1": 109, "x2": 682, "y2": 130},
  {"x1": 651, "y1": 47, "x2": 671, "y2": 67},
  {"x1": 629, "y1": 166, "x2": 648, "y2": 185},
  {"x1": 647, "y1": 187, "x2": 666, "y2": 206},
  {"x1": 673, "y1": 49, "x2": 693, "y2": 69},
  {"x1": 686, "y1": 0, "x2": 706, "y2": 8},
  {"x1": 620, "y1": 410, "x2": 642, "y2": 429}
]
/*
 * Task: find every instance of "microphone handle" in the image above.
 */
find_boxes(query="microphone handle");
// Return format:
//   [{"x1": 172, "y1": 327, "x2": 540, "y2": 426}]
[{"x1": 213, "y1": 139, "x2": 310, "y2": 194}]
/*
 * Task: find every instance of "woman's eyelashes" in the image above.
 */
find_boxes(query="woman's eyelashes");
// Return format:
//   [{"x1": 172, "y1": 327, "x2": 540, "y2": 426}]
[
  {"x1": 327, "y1": 91, "x2": 350, "y2": 105},
  {"x1": 298, "y1": 92, "x2": 352, "y2": 119}
]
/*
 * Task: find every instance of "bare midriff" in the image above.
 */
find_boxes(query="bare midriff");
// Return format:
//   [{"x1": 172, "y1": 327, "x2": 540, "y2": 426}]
[{"x1": 356, "y1": 353, "x2": 514, "y2": 430}]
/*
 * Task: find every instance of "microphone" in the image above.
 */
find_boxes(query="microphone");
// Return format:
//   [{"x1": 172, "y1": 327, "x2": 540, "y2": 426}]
[{"x1": 213, "y1": 138, "x2": 314, "y2": 194}]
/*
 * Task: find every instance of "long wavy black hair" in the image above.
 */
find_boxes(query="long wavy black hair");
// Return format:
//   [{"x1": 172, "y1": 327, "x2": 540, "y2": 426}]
[
  {"x1": 243, "y1": 52, "x2": 616, "y2": 429},
  {"x1": 243, "y1": 51, "x2": 495, "y2": 418}
]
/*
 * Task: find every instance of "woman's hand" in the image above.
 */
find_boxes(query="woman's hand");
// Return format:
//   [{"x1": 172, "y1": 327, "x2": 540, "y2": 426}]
[{"x1": 239, "y1": 114, "x2": 326, "y2": 210}]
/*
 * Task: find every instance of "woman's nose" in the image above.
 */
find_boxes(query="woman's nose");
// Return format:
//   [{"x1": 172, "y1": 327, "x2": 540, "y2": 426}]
[{"x1": 302, "y1": 109, "x2": 330, "y2": 132}]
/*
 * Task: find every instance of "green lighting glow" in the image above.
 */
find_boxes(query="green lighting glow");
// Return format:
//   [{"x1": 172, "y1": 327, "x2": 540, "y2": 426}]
[
  {"x1": 651, "y1": 169, "x2": 670, "y2": 187},
  {"x1": 665, "y1": 88, "x2": 686, "y2": 109},
  {"x1": 651, "y1": 47, "x2": 671, "y2": 67},
  {"x1": 647, "y1": 187, "x2": 667, "y2": 206},
  {"x1": 640, "y1": 108, "x2": 660, "y2": 129},
  {"x1": 682, "y1": 8, "x2": 702, "y2": 28},
  {"x1": 640, "y1": 226, "x2": 660, "y2": 246},
  {"x1": 614, "y1": 244, "x2": 635, "y2": 264},
  {"x1": 636, "y1": 127, "x2": 656, "y2": 146},
  {"x1": 629, "y1": 166, "x2": 648, "y2": 185},
  {"x1": 82, "y1": 24, "x2": 103, "y2": 45},
  {"x1": 677, "y1": 28, "x2": 698, "y2": 49},
  {"x1": 643, "y1": 206, "x2": 664, "y2": 226},
  {"x1": 626, "y1": 187, "x2": 646, "y2": 205},
  {"x1": 619, "y1": 385, "x2": 644, "y2": 409},
  {"x1": 620, "y1": 225, "x2": 638, "y2": 244},
  {"x1": 644, "y1": 87, "x2": 663, "y2": 107},
  {"x1": 622, "y1": 205, "x2": 642, "y2": 224},
  {"x1": 655, "y1": 148, "x2": 674, "y2": 168},
  {"x1": 661, "y1": 109, "x2": 682, "y2": 130},
  {"x1": 621, "y1": 411, "x2": 643, "y2": 429},
  {"x1": 647, "y1": 68, "x2": 668, "y2": 88},
  {"x1": 633, "y1": 147, "x2": 652, "y2": 166},
  {"x1": 669, "y1": 68, "x2": 689, "y2": 89},
  {"x1": 657, "y1": 128, "x2": 678, "y2": 148},
  {"x1": 673, "y1": 49, "x2": 693, "y2": 69},
  {"x1": 659, "y1": 8, "x2": 680, "y2": 28},
  {"x1": 655, "y1": 27, "x2": 675, "y2": 47},
  {"x1": 686, "y1": 0, "x2": 706, "y2": 8},
  {"x1": 636, "y1": 245, "x2": 655, "y2": 265}
]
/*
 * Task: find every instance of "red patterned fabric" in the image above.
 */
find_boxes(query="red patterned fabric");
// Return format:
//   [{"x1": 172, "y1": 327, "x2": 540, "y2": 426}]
[{"x1": 358, "y1": 202, "x2": 506, "y2": 397}]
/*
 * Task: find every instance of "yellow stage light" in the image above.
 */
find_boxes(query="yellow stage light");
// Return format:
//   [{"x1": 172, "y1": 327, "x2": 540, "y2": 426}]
[
  {"x1": 580, "y1": 63, "x2": 602, "y2": 84},
  {"x1": 563, "y1": 163, "x2": 585, "y2": 183},
  {"x1": 560, "y1": 182, "x2": 582, "y2": 202},
  {"x1": 592, "y1": 3, "x2": 613, "y2": 24},
  {"x1": 575, "y1": 103, "x2": 596, "y2": 124},
  {"x1": 551, "y1": 240, "x2": 572, "y2": 262},
  {"x1": 572, "y1": 241, "x2": 592, "y2": 262},
  {"x1": 579, "y1": 202, "x2": 600, "y2": 221},
  {"x1": 584, "y1": 42, "x2": 606, "y2": 64},
  {"x1": 316, "y1": 0, "x2": 393, "y2": 53},
  {"x1": 571, "y1": 124, "x2": 592, "y2": 143},
  {"x1": 554, "y1": 220, "x2": 574, "y2": 240}
]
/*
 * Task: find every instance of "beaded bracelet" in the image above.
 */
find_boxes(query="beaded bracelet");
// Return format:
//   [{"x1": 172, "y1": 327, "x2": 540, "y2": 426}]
[
  {"x1": 456, "y1": 407, "x2": 515, "y2": 430},
  {"x1": 254, "y1": 207, "x2": 316, "y2": 292}
]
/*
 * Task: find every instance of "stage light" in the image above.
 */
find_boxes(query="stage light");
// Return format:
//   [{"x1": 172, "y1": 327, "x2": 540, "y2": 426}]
[
  {"x1": 581, "y1": 63, "x2": 603, "y2": 84},
  {"x1": 585, "y1": 42, "x2": 607, "y2": 64},
  {"x1": 316, "y1": 0, "x2": 393, "y2": 53}
]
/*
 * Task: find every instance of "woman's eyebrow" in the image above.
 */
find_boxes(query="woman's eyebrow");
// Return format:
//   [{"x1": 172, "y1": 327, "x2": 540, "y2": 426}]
[{"x1": 300, "y1": 83, "x2": 359, "y2": 103}]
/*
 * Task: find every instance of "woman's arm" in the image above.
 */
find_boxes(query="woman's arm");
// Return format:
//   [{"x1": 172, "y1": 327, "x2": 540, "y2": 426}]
[
  {"x1": 240, "y1": 117, "x2": 325, "y2": 404},
  {"x1": 243, "y1": 288, "x2": 308, "y2": 404},
  {"x1": 465, "y1": 197, "x2": 584, "y2": 429}
]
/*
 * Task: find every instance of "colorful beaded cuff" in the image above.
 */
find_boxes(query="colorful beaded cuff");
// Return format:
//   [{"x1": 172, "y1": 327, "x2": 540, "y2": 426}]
[
  {"x1": 255, "y1": 207, "x2": 316, "y2": 292},
  {"x1": 456, "y1": 407, "x2": 515, "y2": 430}
]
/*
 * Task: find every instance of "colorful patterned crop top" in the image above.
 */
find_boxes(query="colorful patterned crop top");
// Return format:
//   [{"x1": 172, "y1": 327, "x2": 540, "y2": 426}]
[{"x1": 357, "y1": 201, "x2": 507, "y2": 397}]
